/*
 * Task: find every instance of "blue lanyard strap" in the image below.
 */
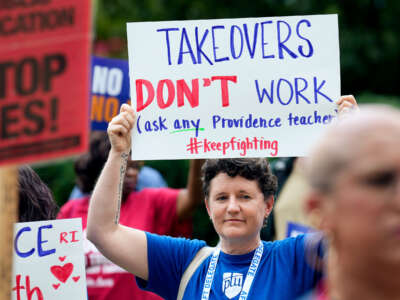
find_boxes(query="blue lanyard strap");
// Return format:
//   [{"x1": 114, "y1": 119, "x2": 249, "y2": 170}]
[
  {"x1": 238, "y1": 242, "x2": 263, "y2": 300},
  {"x1": 201, "y1": 247, "x2": 220, "y2": 299},
  {"x1": 201, "y1": 242, "x2": 264, "y2": 300}
]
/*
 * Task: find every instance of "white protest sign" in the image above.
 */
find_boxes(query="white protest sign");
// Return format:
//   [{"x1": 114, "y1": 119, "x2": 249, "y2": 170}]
[
  {"x1": 127, "y1": 14, "x2": 340, "y2": 159},
  {"x1": 12, "y1": 218, "x2": 86, "y2": 299}
]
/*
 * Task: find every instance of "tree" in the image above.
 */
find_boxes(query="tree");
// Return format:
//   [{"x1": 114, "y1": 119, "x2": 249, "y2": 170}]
[{"x1": 95, "y1": 0, "x2": 400, "y2": 97}]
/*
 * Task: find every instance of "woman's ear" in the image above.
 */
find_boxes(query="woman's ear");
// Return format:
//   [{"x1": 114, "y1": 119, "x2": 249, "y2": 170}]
[
  {"x1": 204, "y1": 198, "x2": 211, "y2": 218},
  {"x1": 264, "y1": 195, "x2": 274, "y2": 218}
]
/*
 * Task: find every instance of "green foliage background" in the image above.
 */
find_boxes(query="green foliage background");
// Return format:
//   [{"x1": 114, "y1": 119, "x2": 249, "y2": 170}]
[
  {"x1": 34, "y1": 0, "x2": 400, "y2": 243},
  {"x1": 96, "y1": 0, "x2": 400, "y2": 96}
]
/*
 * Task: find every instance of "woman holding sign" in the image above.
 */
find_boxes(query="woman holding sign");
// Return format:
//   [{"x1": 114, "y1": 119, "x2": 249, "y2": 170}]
[{"x1": 87, "y1": 97, "x2": 356, "y2": 300}]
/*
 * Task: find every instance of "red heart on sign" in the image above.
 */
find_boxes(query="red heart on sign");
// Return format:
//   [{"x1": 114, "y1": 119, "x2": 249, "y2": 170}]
[
  {"x1": 59, "y1": 256, "x2": 66, "y2": 262},
  {"x1": 72, "y1": 276, "x2": 80, "y2": 282},
  {"x1": 52, "y1": 283, "x2": 60, "y2": 290},
  {"x1": 50, "y1": 263, "x2": 73, "y2": 283}
]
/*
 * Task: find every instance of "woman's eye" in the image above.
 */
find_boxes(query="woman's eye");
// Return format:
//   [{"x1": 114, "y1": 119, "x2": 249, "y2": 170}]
[
  {"x1": 240, "y1": 194, "x2": 251, "y2": 200},
  {"x1": 216, "y1": 196, "x2": 227, "y2": 201}
]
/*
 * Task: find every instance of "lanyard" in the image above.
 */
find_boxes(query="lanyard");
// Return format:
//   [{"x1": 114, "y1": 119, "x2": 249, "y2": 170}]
[{"x1": 201, "y1": 242, "x2": 264, "y2": 300}]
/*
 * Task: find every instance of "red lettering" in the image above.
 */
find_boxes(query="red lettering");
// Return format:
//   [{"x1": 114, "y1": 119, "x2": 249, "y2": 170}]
[
  {"x1": 156, "y1": 79, "x2": 175, "y2": 109},
  {"x1": 211, "y1": 142, "x2": 217, "y2": 150},
  {"x1": 12, "y1": 275, "x2": 43, "y2": 300},
  {"x1": 135, "y1": 79, "x2": 154, "y2": 112},
  {"x1": 211, "y1": 76, "x2": 237, "y2": 107},
  {"x1": 26, "y1": 276, "x2": 43, "y2": 300},
  {"x1": 177, "y1": 79, "x2": 199, "y2": 108},
  {"x1": 60, "y1": 232, "x2": 68, "y2": 244},
  {"x1": 70, "y1": 230, "x2": 79, "y2": 242},
  {"x1": 12, "y1": 275, "x2": 25, "y2": 300},
  {"x1": 135, "y1": 76, "x2": 236, "y2": 112},
  {"x1": 203, "y1": 138, "x2": 211, "y2": 152}
]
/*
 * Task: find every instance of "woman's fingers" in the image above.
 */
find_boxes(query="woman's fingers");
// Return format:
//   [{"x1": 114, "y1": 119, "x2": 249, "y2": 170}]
[
  {"x1": 109, "y1": 114, "x2": 130, "y2": 134},
  {"x1": 120, "y1": 103, "x2": 135, "y2": 117},
  {"x1": 124, "y1": 110, "x2": 136, "y2": 129},
  {"x1": 108, "y1": 123, "x2": 129, "y2": 137},
  {"x1": 109, "y1": 105, "x2": 135, "y2": 132},
  {"x1": 118, "y1": 104, "x2": 136, "y2": 130},
  {"x1": 107, "y1": 105, "x2": 136, "y2": 153},
  {"x1": 336, "y1": 95, "x2": 356, "y2": 106},
  {"x1": 336, "y1": 95, "x2": 359, "y2": 114},
  {"x1": 339, "y1": 101, "x2": 353, "y2": 113}
]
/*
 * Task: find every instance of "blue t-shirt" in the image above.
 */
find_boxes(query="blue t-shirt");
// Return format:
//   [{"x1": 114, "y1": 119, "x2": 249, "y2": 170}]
[{"x1": 137, "y1": 233, "x2": 321, "y2": 300}]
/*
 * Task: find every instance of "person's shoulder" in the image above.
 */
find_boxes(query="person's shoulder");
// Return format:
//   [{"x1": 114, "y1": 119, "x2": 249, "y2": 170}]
[
  {"x1": 265, "y1": 233, "x2": 324, "y2": 265},
  {"x1": 146, "y1": 233, "x2": 207, "y2": 267},
  {"x1": 137, "y1": 166, "x2": 167, "y2": 189},
  {"x1": 58, "y1": 196, "x2": 90, "y2": 218},
  {"x1": 133, "y1": 187, "x2": 180, "y2": 199},
  {"x1": 140, "y1": 166, "x2": 163, "y2": 177},
  {"x1": 69, "y1": 195, "x2": 90, "y2": 206},
  {"x1": 263, "y1": 234, "x2": 309, "y2": 254},
  {"x1": 147, "y1": 232, "x2": 206, "y2": 249},
  {"x1": 137, "y1": 186, "x2": 177, "y2": 193},
  {"x1": 266, "y1": 234, "x2": 305, "y2": 245}
]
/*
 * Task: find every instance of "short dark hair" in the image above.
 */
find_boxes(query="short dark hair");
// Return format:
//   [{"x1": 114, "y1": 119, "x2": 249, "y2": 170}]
[
  {"x1": 75, "y1": 132, "x2": 111, "y2": 193},
  {"x1": 201, "y1": 158, "x2": 277, "y2": 200},
  {"x1": 18, "y1": 165, "x2": 59, "y2": 222}
]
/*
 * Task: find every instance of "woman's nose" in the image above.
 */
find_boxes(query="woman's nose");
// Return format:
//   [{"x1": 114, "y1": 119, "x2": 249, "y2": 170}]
[{"x1": 226, "y1": 197, "x2": 240, "y2": 213}]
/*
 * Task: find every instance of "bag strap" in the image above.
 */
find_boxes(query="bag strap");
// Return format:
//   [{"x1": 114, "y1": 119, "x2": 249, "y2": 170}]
[{"x1": 177, "y1": 246, "x2": 215, "y2": 300}]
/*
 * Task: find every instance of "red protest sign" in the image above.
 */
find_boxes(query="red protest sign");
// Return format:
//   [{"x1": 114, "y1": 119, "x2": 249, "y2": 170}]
[{"x1": 0, "y1": 0, "x2": 92, "y2": 166}]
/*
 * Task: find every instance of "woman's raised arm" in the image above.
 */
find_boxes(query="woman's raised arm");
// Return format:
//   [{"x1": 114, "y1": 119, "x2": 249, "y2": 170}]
[{"x1": 86, "y1": 104, "x2": 149, "y2": 280}]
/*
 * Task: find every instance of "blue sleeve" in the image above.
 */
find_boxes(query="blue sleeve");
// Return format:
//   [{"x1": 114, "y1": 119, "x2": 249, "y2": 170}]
[
  {"x1": 136, "y1": 232, "x2": 206, "y2": 299},
  {"x1": 292, "y1": 234, "x2": 323, "y2": 295},
  {"x1": 272, "y1": 234, "x2": 323, "y2": 297}
]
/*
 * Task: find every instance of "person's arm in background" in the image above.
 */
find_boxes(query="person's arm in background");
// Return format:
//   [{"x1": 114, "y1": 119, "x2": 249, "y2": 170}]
[
  {"x1": 86, "y1": 104, "x2": 149, "y2": 280},
  {"x1": 176, "y1": 159, "x2": 204, "y2": 220}
]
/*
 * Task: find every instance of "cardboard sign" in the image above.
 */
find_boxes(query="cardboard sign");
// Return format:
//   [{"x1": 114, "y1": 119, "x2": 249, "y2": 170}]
[
  {"x1": 0, "y1": 0, "x2": 91, "y2": 166},
  {"x1": 12, "y1": 218, "x2": 86, "y2": 299},
  {"x1": 90, "y1": 56, "x2": 131, "y2": 131},
  {"x1": 127, "y1": 15, "x2": 340, "y2": 159}
]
